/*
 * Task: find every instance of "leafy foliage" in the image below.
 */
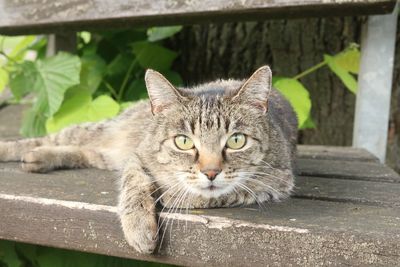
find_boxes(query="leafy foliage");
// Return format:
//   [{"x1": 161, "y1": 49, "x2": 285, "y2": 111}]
[
  {"x1": 273, "y1": 78, "x2": 312, "y2": 128},
  {"x1": 46, "y1": 88, "x2": 120, "y2": 133},
  {"x1": 0, "y1": 29, "x2": 361, "y2": 134},
  {"x1": 288, "y1": 44, "x2": 361, "y2": 128},
  {"x1": 0, "y1": 240, "x2": 173, "y2": 267},
  {"x1": 0, "y1": 27, "x2": 183, "y2": 136},
  {"x1": 147, "y1": 26, "x2": 183, "y2": 42},
  {"x1": 324, "y1": 54, "x2": 358, "y2": 94}
]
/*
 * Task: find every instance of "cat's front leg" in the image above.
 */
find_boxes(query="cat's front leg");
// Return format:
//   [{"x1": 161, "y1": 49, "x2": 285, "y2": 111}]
[{"x1": 119, "y1": 155, "x2": 158, "y2": 254}]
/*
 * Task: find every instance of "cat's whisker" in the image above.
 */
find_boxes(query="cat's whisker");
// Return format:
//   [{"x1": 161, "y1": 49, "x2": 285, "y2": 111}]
[
  {"x1": 235, "y1": 182, "x2": 268, "y2": 212},
  {"x1": 237, "y1": 171, "x2": 293, "y2": 186},
  {"x1": 239, "y1": 175, "x2": 284, "y2": 198},
  {"x1": 158, "y1": 186, "x2": 187, "y2": 252},
  {"x1": 157, "y1": 185, "x2": 186, "y2": 232},
  {"x1": 153, "y1": 181, "x2": 182, "y2": 205},
  {"x1": 184, "y1": 192, "x2": 193, "y2": 232},
  {"x1": 133, "y1": 180, "x2": 181, "y2": 211},
  {"x1": 156, "y1": 184, "x2": 185, "y2": 229},
  {"x1": 169, "y1": 187, "x2": 190, "y2": 241}
]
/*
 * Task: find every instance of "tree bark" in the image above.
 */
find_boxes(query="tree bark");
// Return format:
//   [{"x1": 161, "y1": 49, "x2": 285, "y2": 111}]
[{"x1": 168, "y1": 17, "x2": 400, "y2": 173}]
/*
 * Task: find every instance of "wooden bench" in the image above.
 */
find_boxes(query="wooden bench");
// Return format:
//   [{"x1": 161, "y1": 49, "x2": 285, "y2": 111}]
[
  {"x1": 1, "y1": 104, "x2": 400, "y2": 266},
  {"x1": 0, "y1": 1, "x2": 399, "y2": 266}
]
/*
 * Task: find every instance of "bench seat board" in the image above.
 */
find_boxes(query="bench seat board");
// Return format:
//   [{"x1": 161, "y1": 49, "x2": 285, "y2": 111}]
[
  {"x1": 0, "y1": 106, "x2": 400, "y2": 266},
  {"x1": 1, "y1": 166, "x2": 400, "y2": 266},
  {"x1": 0, "y1": 0, "x2": 396, "y2": 35},
  {"x1": 1, "y1": 103, "x2": 400, "y2": 266}
]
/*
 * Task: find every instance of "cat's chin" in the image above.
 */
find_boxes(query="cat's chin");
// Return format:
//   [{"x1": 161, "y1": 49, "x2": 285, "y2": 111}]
[{"x1": 189, "y1": 184, "x2": 234, "y2": 199}]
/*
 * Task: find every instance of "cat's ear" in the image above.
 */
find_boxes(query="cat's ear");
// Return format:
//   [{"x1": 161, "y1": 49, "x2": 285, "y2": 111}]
[
  {"x1": 233, "y1": 66, "x2": 272, "y2": 113},
  {"x1": 145, "y1": 69, "x2": 184, "y2": 114}
]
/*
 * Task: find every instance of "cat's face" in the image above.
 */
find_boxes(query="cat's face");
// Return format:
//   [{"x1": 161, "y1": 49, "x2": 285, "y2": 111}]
[
  {"x1": 146, "y1": 67, "x2": 281, "y2": 200},
  {"x1": 157, "y1": 96, "x2": 269, "y2": 199}
]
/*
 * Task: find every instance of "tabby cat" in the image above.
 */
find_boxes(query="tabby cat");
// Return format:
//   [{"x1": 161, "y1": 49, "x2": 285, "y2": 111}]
[{"x1": 0, "y1": 66, "x2": 297, "y2": 254}]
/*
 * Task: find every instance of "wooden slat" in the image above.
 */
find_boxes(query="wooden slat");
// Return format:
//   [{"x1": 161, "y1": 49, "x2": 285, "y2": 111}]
[
  {"x1": 0, "y1": 0, "x2": 396, "y2": 35},
  {"x1": 295, "y1": 176, "x2": 400, "y2": 207},
  {"x1": 2, "y1": 161, "x2": 399, "y2": 208},
  {"x1": 297, "y1": 145, "x2": 379, "y2": 162},
  {"x1": 1, "y1": 188, "x2": 400, "y2": 266},
  {"x1": 296, "y1": 158, "x2": 400, "y2": 182}
]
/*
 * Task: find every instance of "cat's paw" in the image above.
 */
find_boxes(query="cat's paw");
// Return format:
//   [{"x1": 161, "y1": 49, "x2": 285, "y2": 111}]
[
  {"x1": 120, "y1": 211, "x2": 158, "y2": 254},
  {"x1": 21, "y1": 149, "x2": 54, "y2": 173}
]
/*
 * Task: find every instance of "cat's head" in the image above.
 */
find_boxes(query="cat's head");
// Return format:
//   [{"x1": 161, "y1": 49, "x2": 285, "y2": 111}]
[{"x1": 144, "y1": 66, "x2": 287, "y2": 201}]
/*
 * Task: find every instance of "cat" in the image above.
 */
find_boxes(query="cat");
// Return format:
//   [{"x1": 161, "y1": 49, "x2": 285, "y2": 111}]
[{"x1": 0, "y1": 66, "x2": 297, "y2": 254}]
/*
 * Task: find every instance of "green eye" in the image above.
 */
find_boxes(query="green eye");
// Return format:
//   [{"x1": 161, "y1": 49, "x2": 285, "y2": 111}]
[
  {"x1": 226, "y1": 133, "x2": 246, "y2": 150},
  {"x1": 174, "y1": 135, "x2": 195, "y2": 150}
]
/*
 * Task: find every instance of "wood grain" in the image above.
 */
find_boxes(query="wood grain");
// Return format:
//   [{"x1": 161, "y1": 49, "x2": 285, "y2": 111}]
[
  {"x1": 296, "y1": 158, "x2": 400, "y2": 182},
  {"x1": 0, "y1": 0, "x2": 396, "y2": 35}
]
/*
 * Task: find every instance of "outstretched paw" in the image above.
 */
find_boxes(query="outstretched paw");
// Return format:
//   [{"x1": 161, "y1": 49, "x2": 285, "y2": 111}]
[
  {"x1": 21, "y1": 149, "x2": 55, "y2": 173},
  {"x1": 121, "y1": 211, "x2": 158, "y2": 254}
]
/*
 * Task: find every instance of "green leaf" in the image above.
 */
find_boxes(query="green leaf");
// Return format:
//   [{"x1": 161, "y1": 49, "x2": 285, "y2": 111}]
[
  {"x1": 301, "y1": 116, "x2": 316, "y2": 129},
  {"x1": 8, "y1": 36, "x2": 36, "y2": 60},
  {"x1": 80, "y1": 54, "x2": 107, "y2": 93},
  {"x1": 163, "y1": 70, "x2": 183, "y2": 86},
  {"x1": 0, "y1": 67, "x2": 8, "y2": 93},
  {"x1": 79, "y1": 31, "x2": 92, "y2": 44},
  {"x1": 87, "y1": 95, "x2": 120, "y2": 121},
  {"x1": 324, "y1": 54, "x2": 358, "y2": 94},
  {"x1": 147, "y1": 26, "x2": 183, "y2": 42},
  {"x1": 273, "y1": 78, "x2": 312, "y2": 128},
  {"x1": 15, "y1": 243, "x2": 38, "y2": 267},
  {"x1": 120, "y1": 101, "x2": 134, "y2": 111},
  {"x1": 0, "y1": 240, "x2": 23, "y2": 267},
  {"x1": 124, "y1": 79, "x2": 148, "y2": 101},
  {"x1": 33, "y1": 52, "x2": 81, "y2": 116},
  {"x1": 21, "y1": 100, "x2": 48, "y2": 137},
  {"x1": 333, "y1": 47, "x2": 360, "y2": 74},
  {"x1": 132, "y1": 41, "x2": 177, "y2": 71},
  {"x1": 9, "y1": 61, "x2": 36, "y2": 100},
  {"x1": 0, "y1": 35, "x2": 36, "y2": 60},
  {"x1": 107, "y1": 53, "x2": 135, "y2": 77},
  {"x1": 36, "y1": 247, "x2": 97, "y2": 267},
  {"x1": 46, "y1": 88, "x2": 120, "y2": 133}
]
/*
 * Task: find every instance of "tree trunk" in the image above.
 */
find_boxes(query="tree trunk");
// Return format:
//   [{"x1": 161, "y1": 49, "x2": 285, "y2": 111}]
[{"x1": 170, "y1": 18, "x2": 362, "y2": 146}]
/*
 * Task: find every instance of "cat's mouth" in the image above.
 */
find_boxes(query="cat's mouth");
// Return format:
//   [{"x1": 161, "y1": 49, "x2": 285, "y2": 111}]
[
  {"x1": 200, "y1": 184, "x2": 220, "y2": 191},
  {"x1": 207, "y1": 185, "x2": 217, "y2": 191}
]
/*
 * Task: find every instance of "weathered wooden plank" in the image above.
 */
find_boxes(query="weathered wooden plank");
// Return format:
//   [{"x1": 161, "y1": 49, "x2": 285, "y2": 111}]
[
  {"x1": 296, "y1": 158, "x2": 400, "y2": 182},
  {"x1": 1, "y1": 162, "x2": 400, "y2": 207},
  {"x1": 1, "y1": 195, "x2": 399, "y2": 266},
  {"x1": 297, "y1": 145, "x2": 379, "y2": 162},
  {"x1": 0, "y1": 147, "x2": 399, "y2": 265},
  {"x1": 0, "y1": 0, "x2": 396, "y2": 35},
  {"x1": 295, "y1": 176, "x2": 400, "y2": 207},
  {"x1": 0, "y1": 163, "x2": 118, "y2": 205}
]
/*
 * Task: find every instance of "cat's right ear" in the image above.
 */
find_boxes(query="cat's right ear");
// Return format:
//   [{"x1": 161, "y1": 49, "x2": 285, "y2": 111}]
[
  {"x1": 232, "y1": 66, "x2": 272, "y2": 114},
  {"x1": 145, "y1": 69, "x2": 184, "y2": 115}
]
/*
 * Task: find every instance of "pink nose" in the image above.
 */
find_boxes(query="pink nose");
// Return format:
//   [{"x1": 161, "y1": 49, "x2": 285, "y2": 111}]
[{"x1": 201, "y1": 169, "x2": 221, "y2": 181}]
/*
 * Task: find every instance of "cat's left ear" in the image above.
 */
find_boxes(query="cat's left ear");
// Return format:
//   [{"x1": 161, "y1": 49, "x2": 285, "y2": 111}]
[
  {"x1": 145, "y1": 69, "x2": 185, "y2": 115},
  {"x1": 233, "y1": 66, "x2": 272, "y2": 113}
]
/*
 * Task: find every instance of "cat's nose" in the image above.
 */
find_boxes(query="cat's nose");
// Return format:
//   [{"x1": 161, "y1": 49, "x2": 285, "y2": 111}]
[{"x1": 201, "y1": 169, "x2": 221, "y2": 181}]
